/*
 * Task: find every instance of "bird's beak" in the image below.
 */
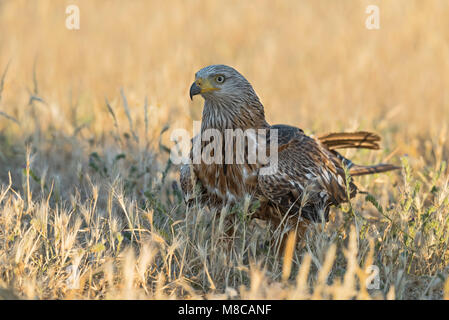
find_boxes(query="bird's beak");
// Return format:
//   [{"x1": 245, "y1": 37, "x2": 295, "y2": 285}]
[
  {"x1": 189, "y1": 82, "x2": 201, "y2": 100},
  {"x1": 189, "y1": 78, "x2": 219, "y2": 100}
]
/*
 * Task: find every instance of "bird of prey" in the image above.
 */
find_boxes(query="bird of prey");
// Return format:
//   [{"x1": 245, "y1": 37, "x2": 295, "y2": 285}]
[{"x1": 180, "y1": 64, "x2": 399, "y2": 236}]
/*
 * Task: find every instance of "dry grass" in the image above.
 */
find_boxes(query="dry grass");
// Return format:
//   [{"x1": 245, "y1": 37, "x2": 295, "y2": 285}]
[{"x1": 0, "y1": 0, "x2": 448, "y2": 299}]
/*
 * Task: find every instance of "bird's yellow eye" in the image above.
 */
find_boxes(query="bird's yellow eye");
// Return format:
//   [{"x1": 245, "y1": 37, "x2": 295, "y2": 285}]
[{"x1": 215, "y1": 75, "x2": 225, "y2": 84}]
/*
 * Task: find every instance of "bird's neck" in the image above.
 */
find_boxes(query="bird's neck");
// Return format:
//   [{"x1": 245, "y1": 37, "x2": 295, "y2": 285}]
[{"x1": 201, "y1": 98, "x2": 269, "y2": 132}]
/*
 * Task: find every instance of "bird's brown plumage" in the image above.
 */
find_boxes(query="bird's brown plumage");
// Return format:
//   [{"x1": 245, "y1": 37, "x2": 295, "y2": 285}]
[{"x1": 180, "y1": 65, "x2": 399, "y2": 236}]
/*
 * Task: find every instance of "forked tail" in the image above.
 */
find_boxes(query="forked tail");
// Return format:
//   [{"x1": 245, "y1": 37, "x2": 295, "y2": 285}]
[
  {"x1": 349, "y1": 163, "x2": 400, "y2": 176},
  {"x1": 319, "y1": 131, "x2": 381, "y2": 150},
  {"x1": 319, "y1": 131, "x2": 400, "y2": 176}
]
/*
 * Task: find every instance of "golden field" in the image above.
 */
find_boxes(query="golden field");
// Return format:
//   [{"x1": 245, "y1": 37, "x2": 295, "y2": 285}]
[{"x1": 0, "y1": 0, "x2": 448, "y2": 299}]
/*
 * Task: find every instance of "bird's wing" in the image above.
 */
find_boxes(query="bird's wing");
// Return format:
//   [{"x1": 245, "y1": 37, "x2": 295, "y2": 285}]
[{"x1": 257, "y1": 126, "x2": 356, "y2": 221}]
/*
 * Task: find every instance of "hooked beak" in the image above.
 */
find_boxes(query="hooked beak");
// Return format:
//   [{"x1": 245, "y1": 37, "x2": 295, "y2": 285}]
[
  {"x1": 189, "y1": 82, "x2": 201, "y2": 100},
  {"x1": 189, "y1": 78, "x2": 219, "y2": 100}
]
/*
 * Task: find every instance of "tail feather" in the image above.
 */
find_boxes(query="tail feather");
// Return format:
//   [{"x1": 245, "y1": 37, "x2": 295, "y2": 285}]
[
  {"x1": 319, "y1": 131, "x2": 380, "y2": 150},
  {"x1": 349, "y1": 163, "x2": 401, "y2": 176},
  {"x1": 322, "y1": 132, "x2": 400, "y2": 176}
]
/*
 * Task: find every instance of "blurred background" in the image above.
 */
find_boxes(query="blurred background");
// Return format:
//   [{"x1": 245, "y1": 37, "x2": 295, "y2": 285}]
[{"x1": 0, "y1": 0, "x2": 447, "y2": 148}]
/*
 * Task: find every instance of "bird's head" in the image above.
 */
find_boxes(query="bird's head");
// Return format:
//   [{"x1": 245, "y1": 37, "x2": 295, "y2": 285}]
[{"x1": 189, "y1": 65, "x2": 255, "y2": 102}]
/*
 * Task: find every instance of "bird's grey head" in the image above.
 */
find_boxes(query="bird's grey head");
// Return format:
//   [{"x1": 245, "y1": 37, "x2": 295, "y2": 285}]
[{"x1": 189, "y1": 65, "x2": 257, "y2": 103}]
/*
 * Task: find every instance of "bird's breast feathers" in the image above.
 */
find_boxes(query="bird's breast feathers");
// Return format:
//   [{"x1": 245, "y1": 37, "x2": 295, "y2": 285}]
[{"x1": 193, "y1": 162, "x2": 259, "y2": 203}]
